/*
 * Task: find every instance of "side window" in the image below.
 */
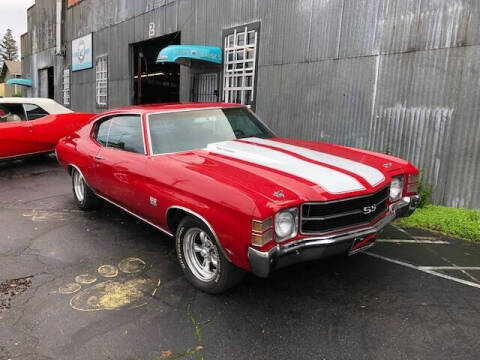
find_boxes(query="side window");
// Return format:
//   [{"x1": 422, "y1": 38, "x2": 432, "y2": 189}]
[
  {"x1": 94, "y1": 115, "x2": 144, "y2": 154},
  {"x1": 24, "y1": 104, "x2": 49, "y2": 120},
  {"x1": 95, "y1": 118, "x2": 112, "y2": 146},
  {"x1": 0, "y1": 104, "x2": 26, "y2": 123}
]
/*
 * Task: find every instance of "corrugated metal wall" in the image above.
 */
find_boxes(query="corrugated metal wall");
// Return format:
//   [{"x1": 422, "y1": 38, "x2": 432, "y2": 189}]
[{"x1": 22, "y1": 0, "x2": 480, "y2": 208}]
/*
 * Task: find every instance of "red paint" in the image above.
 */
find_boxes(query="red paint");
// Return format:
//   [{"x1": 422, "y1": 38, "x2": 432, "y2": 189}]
[
  {"x1": 350, "y1": 233, "x2": 377, "y2": 252},
  {"x1": 0, "y1": 112, "x2": 94, "y2": 160},
  {"x1": 56, "y1": 103, "x2": 419, "y2": 272}
]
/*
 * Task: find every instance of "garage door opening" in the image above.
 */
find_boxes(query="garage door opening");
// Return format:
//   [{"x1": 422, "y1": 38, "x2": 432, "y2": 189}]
[
  {"x1": 132, "y1": 32, "x2": 180, "y2": 105},
  {"x1": 39, "y1": 67, "x2": 54, "y2": 99}
]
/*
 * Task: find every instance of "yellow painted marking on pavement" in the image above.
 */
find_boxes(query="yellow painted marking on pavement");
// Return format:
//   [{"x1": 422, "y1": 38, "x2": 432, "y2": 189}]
[
  {"x1": 152, "y1": 279, "x2": 162, "y2": 297},
  {"x1": 118, "y1": 257, "x2": 146, "y2": 274},
  {"x1": 23, "y1": 209, "x2": 66, "y2": 222},
  {"x1": 58, "y1": 283, "x2": 81, "y2": 294},
  {"x1": 98, "y1": 264, "x2": 119, "y2": 278},
  {"x1": 58, "y1": 257, "x2": 161, "y2": 312},
  {"x1": 69, "y1": 279, "x2": 153, "y2": 311},
  {"x1": 75, "y1": 274, "x2": 97, "y2": 285}
]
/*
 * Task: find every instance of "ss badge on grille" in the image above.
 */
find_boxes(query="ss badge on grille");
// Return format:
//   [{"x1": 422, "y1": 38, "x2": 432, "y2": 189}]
[{"x1": 362, "y1": 204, "x2": 377, "y2": 214}]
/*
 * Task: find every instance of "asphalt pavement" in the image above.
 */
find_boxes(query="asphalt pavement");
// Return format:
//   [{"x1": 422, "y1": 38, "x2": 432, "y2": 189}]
[{"x1": 1, "y1": 155, "x2": 479, "y2": 360}]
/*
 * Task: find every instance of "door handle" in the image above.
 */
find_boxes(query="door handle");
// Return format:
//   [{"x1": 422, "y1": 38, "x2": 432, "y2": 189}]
[{"x1": 94, "y1": 155, "x2": 105, "y2": 161}]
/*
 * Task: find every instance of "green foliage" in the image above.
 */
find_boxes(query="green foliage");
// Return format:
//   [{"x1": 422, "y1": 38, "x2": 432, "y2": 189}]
[
  {"x1": 0, "y1": 29, "x2": 18, "y2": 62},
  {"x1": 383, "y1": 144, "x2": 392, "y2": 155},
  {"x1": 396, "y1": 205, "x2": 480, "y2": 242},
  {"x1": 417, "y1": 171, "x2": 432, "y2": 208},
  {"x1": 12, "y1": 92, "x2": 23, "y2": 97}
]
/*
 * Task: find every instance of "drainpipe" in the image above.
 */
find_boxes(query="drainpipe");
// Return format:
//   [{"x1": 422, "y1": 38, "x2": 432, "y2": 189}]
[{"x1": 56, "y1": 0, "x2": 62, "y2": 55}]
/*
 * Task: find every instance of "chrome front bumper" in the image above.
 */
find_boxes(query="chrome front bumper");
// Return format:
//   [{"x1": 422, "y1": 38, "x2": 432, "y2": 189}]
[{"x1": 248, "y1": 195, "x2": 420, "y2": 278}]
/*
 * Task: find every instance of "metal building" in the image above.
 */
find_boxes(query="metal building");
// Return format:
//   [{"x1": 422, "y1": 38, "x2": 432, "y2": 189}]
[{"x1": 21, "y1": 0, "x2": 480, "y2": 209}]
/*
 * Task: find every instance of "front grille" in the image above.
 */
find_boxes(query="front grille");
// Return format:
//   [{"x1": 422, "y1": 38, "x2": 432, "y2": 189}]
[{"x1": 301, "y1": 186, "x2": 390, "y2": 234}]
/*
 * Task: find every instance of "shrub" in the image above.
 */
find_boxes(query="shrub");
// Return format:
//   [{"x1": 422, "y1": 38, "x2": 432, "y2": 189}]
[{"x1": 417, "y1": 171, "x2": 432, "y2": 208}]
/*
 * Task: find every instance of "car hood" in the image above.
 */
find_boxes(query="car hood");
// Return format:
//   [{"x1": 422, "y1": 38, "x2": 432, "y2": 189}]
[{"x1": 168, "y1": 137, "x2": 410, "y2": 211}]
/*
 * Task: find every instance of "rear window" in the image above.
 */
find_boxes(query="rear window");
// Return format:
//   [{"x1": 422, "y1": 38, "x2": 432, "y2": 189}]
[{"x1": 24, "y1": 104, "x2": 48, "y2": 120}]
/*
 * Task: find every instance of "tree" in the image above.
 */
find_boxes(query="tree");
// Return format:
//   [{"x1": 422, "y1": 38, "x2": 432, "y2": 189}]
[{"x1": 0, "y1": 29, "x2": 19, "y2": 63}]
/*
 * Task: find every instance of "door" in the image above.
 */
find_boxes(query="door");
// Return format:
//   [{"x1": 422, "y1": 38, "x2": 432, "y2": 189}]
[
  {"x1": 39, "y1": 67, "x2": 54, "y2": 99},
  {"x1": 92, "y1": 115, "x2": 148, "y2": 214},
  {"x1": 192, "y1": 73, "x2": 219, "y2": 102},
  {"x1": 0, "y1": 103, "x2": 36, "y2": 159}
]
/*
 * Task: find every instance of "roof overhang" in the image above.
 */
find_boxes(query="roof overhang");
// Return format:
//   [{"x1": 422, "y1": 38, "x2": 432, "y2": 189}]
[
  {"x1": 6, "y1": 78, "x2": 32, "y2": 87},
  {"x1": 156, "y1": 45, "x2": 222, "y2": 66}
]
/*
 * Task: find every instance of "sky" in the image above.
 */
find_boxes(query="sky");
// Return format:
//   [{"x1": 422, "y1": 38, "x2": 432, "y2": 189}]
[{"x1": 0, "y1": 0, "x2": 36, "y2": 57}]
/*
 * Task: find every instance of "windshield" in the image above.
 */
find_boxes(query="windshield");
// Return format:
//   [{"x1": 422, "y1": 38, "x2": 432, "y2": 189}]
[{"x1": 148, "y1": 107, "x2": 275, "y2": 155}]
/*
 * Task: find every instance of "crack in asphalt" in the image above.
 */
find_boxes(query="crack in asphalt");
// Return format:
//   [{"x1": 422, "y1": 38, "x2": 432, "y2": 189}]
[{"x1": 153, "y1": 302, "x2": 222, "y2": 360}]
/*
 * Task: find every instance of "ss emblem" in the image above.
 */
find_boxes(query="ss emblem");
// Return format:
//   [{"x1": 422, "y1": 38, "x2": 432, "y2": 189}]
[{"x1": 362, "y1": 204, "x2": 376, "y2": 215}]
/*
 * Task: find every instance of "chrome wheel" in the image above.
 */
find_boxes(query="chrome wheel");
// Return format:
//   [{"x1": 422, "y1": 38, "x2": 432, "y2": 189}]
[
  {"x1": 73, "y1": 170, "x2": 85, "y2": 202},
  {"x1": 183, "y1": 227, "x2": 219, "y2": 282}
]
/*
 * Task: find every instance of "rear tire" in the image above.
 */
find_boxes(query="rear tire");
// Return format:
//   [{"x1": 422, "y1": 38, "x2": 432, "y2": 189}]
[
  {"x1": 71, "y1": 168, "x2": 100, "y2": 211},
  {"x1": 176, "y1": 216, "x2": 245, "y2": 294}
]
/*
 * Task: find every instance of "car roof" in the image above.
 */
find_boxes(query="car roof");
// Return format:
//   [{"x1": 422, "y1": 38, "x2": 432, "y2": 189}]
[
  {"x1": 98, "y1": 102, "x2": 245, "y2": 116},
  {"x1": 0, "y1": 97, "x2": 73, "y2": 114}
]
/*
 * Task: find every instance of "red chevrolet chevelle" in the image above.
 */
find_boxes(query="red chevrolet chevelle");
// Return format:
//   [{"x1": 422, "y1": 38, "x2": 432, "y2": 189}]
[{"x1": 56, "y1": 103, "x2": 419, "y2": 293}]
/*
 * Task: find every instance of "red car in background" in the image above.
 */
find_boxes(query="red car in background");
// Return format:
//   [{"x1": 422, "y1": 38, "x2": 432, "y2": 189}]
[
  {"x1": 56, "y1": 103, "x2": 420, "y2": 293},
  {"x1": 0, "y1": 98, "x2": 94, "y2": 161}
]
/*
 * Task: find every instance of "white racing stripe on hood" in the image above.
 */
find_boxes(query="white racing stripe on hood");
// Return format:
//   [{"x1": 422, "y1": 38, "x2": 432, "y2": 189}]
[
  {"x1": 244, "y1": 137, "x2": 385, "y2": 186},
  {"x1": 205, "y1": 141, "x2": 365, "y2": 194}
]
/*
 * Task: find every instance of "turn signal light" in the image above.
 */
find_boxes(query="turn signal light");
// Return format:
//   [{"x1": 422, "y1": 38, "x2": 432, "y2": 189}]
[
  {"x1": 408, "y1": 174, "x2": 419, "y2": 184},
  {"x1": 251, "y1": 229, "x2": 273, "y2": 246},
  {"x1": 251, "y1": 217, "x2": 274, "y2": 246},
  {"x1": 407, "y1": 183, "x2": 418, "y2": 194},
  {"x1": 252, "y1": 217, "x2": 273, "y2": 233}
]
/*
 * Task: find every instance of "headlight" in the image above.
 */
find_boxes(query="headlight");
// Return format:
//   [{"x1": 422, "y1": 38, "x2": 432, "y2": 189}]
[
  {"x1": 390, "y1": 176, "x2": 404, "y2": 201},
  {"x1": 274, "y1": 208, "x2": 298, "y2": 242}
]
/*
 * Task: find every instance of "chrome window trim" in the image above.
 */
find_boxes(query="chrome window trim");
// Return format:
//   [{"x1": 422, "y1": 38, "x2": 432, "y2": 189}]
[
  {"x1": 145, "y1": 105, "x2": 267, "y2": 157},
  {"x1": 92, "y1": 113, "x2": 147, "y2": 155},
  {"x1": 23, "y1": 103, "x2": 49, "y2": 121},
  {"x1": 166, "y1": 205, "x2": 231, "y2": 262}
]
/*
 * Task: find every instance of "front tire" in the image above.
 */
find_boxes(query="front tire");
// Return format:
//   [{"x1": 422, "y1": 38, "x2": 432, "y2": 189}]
[
  {"x1": 176, "y1": 216, "x2": 245, "y2": 294},
  {"x1": 71, "y1": 168, "x2": 99, "y2": 211}
]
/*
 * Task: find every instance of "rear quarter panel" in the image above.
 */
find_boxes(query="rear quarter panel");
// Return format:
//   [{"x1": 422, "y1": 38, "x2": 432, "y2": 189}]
[{"x1": 35, "y1": 112, "x2": 95, "y2": 146}]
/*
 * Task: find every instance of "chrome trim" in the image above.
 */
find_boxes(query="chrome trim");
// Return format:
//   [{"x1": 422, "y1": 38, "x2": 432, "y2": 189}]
[
  {"x1": 301, "y1": 185, "x2": 390, "y2": 206},
  {"x1": 166, "y1": 205, "x2": 231, "y2": 262},
  {"x1": 348, "y1": 240, "x2": 376, "y2": 256},
  {"x1": 278, "y1": 212, "x2": 394, "y2": 256},
  {"x1": 91, "y1": 113, "x2": 147, "y2": 155},
  {"x1": 97, "y1": 193, "x2": 174, "y2": 237},
  {"x1": 301, "y1": 195, "x2": 389, "y2": 221},
  {"x1": 300, "y1": 185, "x2": 390, "y2": 235},
  {"x1": 68, "y1": 163, "x2": 174, "y2": 238},
  {"x1": 0, "y1": 150, "x2": 53, "y2": 161},
  {"x1": 248, "y1": 211, "x2": 396, "y2": 278},
  {"x1": 274, "y1": 207, "x2": 299, "y2": 243},
  {"x1": 145, "y1": 106, "x2": 242, "y2": 157}
]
